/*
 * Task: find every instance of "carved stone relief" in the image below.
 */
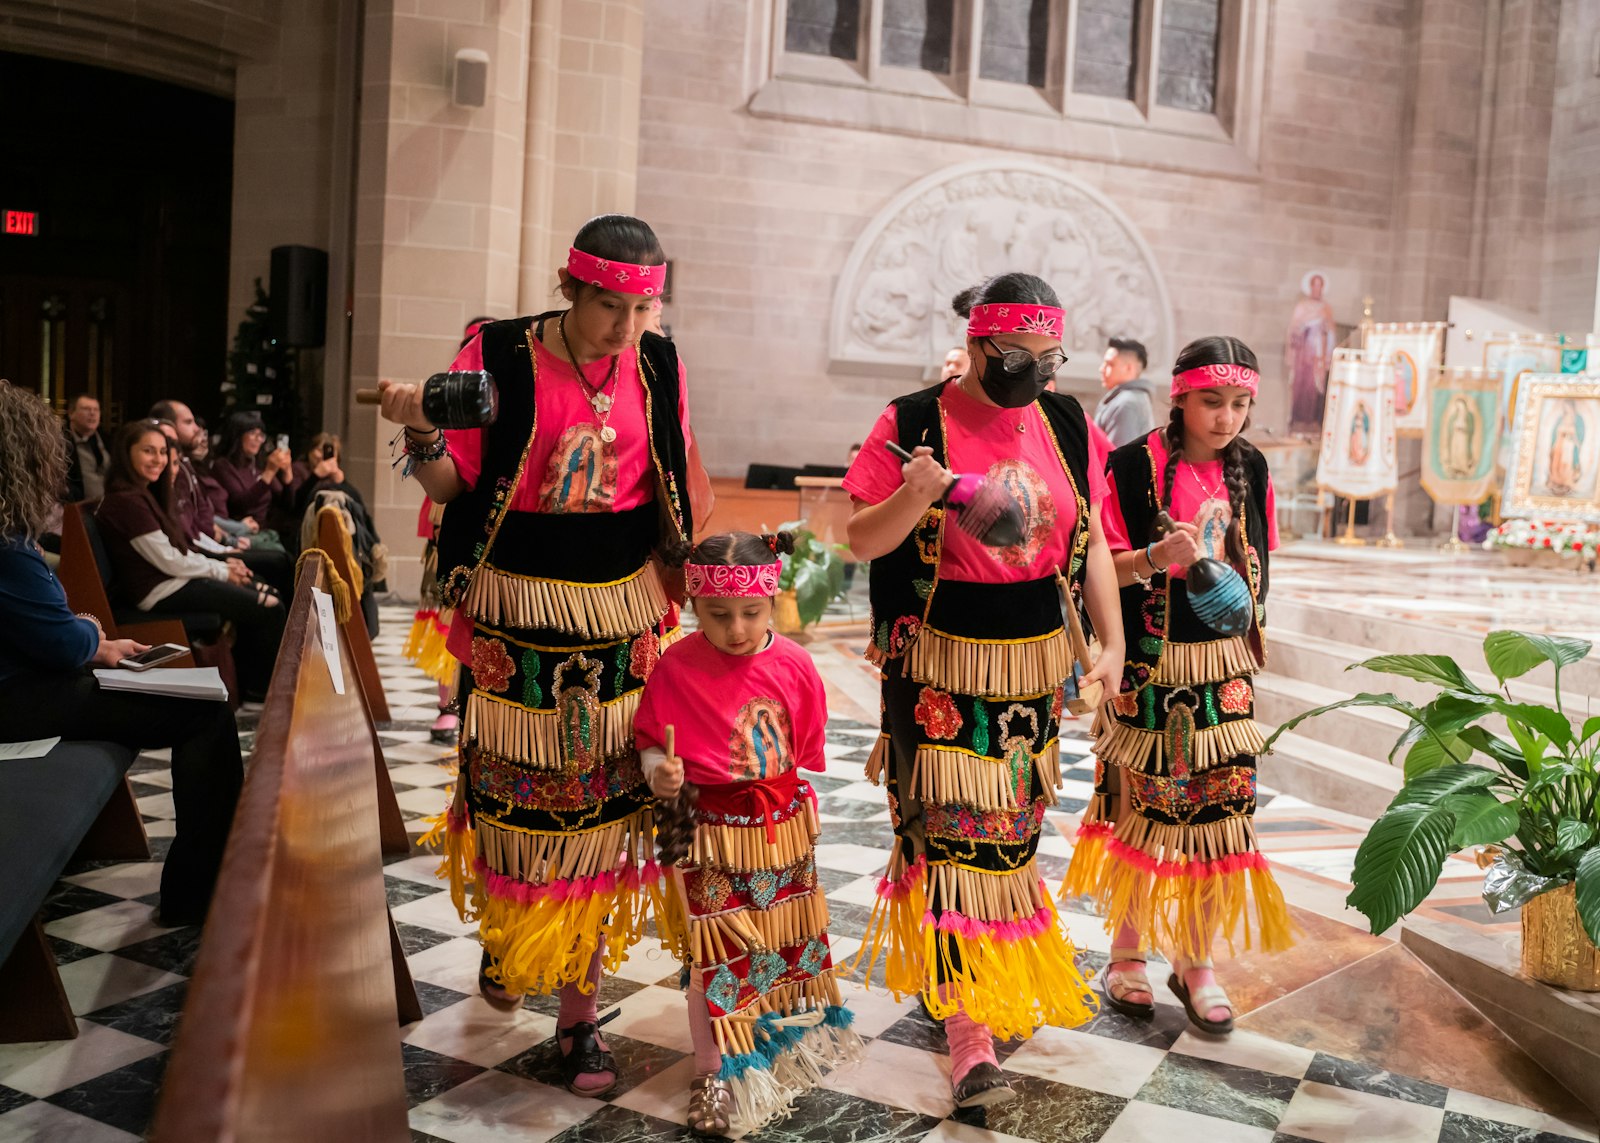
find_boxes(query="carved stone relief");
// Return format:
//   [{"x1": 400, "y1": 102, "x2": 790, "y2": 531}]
[{"x1": 831, "y1": 160, "x2": 1175, "y2": 380}]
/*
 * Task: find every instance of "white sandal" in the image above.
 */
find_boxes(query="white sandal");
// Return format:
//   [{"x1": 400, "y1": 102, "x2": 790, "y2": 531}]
[
  {"x1": 1101, "y1": 946, "x2": 1155, "y2": 1019},
  {"x1": 1167, "y1": 959, "x2": 1234, "y2": 1035}
]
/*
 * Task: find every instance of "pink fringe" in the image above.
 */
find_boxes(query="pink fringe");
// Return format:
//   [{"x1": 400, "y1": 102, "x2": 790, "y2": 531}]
[
  {"x1": 1079, "y1": 822, "x2": 1273, "y2": 880},
  {"x1": 474, "y1": 857, "x2": 663, "y2": 906},
  {"x1": 925, "y1": 899, "x2": 1056, "y2": 942},
  {"x1": 876, "y1": 855, "x2": 928, "y2": 900}
]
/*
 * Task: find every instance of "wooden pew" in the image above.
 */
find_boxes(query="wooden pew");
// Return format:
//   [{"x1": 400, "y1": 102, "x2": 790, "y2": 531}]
[
  {"x1": 315, "y1": 505, "x2": 392, "y2": 725},
  {"x1": 56, "y1": 502, "x2": 193, "y2": 660},
  {"x1": 150, "y1": 552, "x2": 418, "y2": 1142}
]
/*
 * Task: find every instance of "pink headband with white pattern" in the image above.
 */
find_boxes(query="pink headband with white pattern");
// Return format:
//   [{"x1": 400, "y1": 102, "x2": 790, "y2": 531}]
[
  {"x1": 567, "y1": 247, "x2": 666, "y2": 296},
  {"x1": 684, "y1": 562, "x2": 782, "y2": 599},
  {"x1": 1172, "y1": 363, "x2": 1260, "y2": 399},
  {"x1": 967, "y1": 303, "x2": 1065, "y2": 339}
]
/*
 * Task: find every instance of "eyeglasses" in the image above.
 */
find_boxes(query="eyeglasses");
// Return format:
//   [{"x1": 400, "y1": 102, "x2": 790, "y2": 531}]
[{"x1": 981, "y1": 338, "x2": 1068, "y2": 380}]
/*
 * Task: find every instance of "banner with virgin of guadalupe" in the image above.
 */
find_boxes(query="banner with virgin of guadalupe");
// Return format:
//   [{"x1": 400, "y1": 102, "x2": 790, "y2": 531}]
[
  {"x1": 1422, "y1": 367, "x2": 1502, "y2": 505},
  {"x1": 1480, "y1": 333, "x2": 1562, "y2": 467},
  {"x1": 1317, "y1": 349, "x2": 1397, "y2": 499},
  {"x1": 1364, "y1": 322, "x2": 1447, "y2": 436}
]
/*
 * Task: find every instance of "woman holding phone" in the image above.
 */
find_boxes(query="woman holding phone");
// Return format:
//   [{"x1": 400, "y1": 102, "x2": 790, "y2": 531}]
[{"x1": 211, "y1": 411, "x2": 303, "y2": 534}]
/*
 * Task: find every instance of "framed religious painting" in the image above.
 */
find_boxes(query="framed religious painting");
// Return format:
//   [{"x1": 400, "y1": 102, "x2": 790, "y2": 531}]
[
  {"x1": 1364, "y1": 322, "x2": 1446, "y2": 436},
  {"x1": 1480, "y1": 333, "x2": 1563, "y2": 467},
  {"x1": 1502, "y1": 375, "x2": 1600, "y2": 523}
]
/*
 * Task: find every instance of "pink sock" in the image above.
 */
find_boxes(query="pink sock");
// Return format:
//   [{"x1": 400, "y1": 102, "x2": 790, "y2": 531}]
[
  {"x1": 940, "y1": 987, "x2": 997, "y2": 1085},
  {"x1": 686, "y1": 986, "x2": 722, "y2": 1074},
  {"x1": 557, "y1": 939, "x2": 606, "y2": 1029}
]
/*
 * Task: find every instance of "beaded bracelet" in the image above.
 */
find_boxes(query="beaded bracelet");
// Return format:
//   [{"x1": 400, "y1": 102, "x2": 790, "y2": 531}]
[
  {"x1": 75, "y1": 612, "x2": 104, "y2": 637},
  {"x1": 391, "y1": 426, "x2": 449, "y2": 479}
]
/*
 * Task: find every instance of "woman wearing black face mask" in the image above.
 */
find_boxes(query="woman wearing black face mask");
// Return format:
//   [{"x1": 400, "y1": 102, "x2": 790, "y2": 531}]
[{"x1": 843, "y1": 273, "x2": 1123, "y2": 1108}]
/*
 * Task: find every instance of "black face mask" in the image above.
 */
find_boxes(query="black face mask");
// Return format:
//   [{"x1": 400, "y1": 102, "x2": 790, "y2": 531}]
[{"x1": 976, "y1": 350, "x2": 1050, "y2": 408}]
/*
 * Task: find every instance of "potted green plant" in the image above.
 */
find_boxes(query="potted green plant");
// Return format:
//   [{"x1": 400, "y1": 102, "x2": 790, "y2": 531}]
[
  {"x1": 772, "y1": 519, "x2": 847, "y2": 638},
  {"x1": 1265, "y1": 630, "x2": 1600, "y2": 989}
]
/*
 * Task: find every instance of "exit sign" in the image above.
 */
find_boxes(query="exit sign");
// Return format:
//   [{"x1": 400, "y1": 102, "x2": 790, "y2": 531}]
[{"x1": 4, "y1": 210, "x2": 38, "y2": 236}]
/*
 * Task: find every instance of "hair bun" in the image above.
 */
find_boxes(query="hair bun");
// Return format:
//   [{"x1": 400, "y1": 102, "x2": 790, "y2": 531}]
[
  {"x1": 766, "y1": 531, "x2": 797, "y2": 558},
  {"x1": 950, "y1": 286, "x2": 980, "y2": 320},
  {"x1": 657, "y1": 538, "x2": 693, "y2": 569}
]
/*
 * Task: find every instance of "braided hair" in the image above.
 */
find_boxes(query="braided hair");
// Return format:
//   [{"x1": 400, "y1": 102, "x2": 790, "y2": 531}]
[
  {"x1": 1159, "y1": 335, "x2": 1258, "y2": 569},
  {"x1": 653, "y1": 530, "x2": 797, "y2": 866}
]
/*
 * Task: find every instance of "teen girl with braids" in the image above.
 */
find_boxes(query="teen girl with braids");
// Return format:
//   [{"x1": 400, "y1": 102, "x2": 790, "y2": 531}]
[
  {"x1": 844, "y1": 273, "x2": 1122, "y2": 1107},
  {"x1": 635, "y1": 531, "x2": 860, "y2": 1137},
  {"x1": 377, "y1": 215, "x2": 709, "y2": 1097},
  {"x1": 1064, "y1": 334, "x2": 1292, "y2": 1036}
]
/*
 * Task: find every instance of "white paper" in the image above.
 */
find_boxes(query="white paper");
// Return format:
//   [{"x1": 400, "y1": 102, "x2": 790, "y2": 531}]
[
  {"x1": 93, "y1": 667, "x2": 228, "y2": 702},
  {"x1": 311, "y1": 586, "x2": 346, "y2": 695},
  {"x1": 0, "y1": 737, "x2": 60, "y2": 760}
]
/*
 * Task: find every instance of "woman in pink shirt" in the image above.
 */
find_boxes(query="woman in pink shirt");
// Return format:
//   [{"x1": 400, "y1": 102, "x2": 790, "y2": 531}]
[
  {"x1": 1064, "y1": 335, "x2": 1293, "y2": 1038},
  {"x1": 844, "y1": 273, "x2": 1123, "y2": 1108},
  {"x1": 377, "y1": 215, "x2": 707, "y2": 1098}
]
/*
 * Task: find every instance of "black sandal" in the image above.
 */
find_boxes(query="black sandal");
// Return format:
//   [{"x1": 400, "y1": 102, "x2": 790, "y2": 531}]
[
  {"x1": 952, "y1": 1061, "x2": 1015, "y2": 1108},
  {"x1": 478, "y1": 950, "x2": 523, "y2": 1012},
  {"x1": 558, "y1": 1014, "x2": 619, "y2": 1097}
]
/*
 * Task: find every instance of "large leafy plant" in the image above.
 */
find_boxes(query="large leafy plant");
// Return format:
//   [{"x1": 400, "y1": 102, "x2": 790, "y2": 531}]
[
  {"x1": 776, "y1": 520, "x2": 847, "y2": 630},
  {"x1": 1265, "y1": 630, "x2": 1600, "y2": 946}
]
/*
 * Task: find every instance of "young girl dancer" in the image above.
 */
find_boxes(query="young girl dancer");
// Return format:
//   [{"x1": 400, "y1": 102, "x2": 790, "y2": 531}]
[
  {"x1": 846, "y1": 274, "x2": 1122, "y2": 1106},
  {"x1": 385, "y1": 215, "x2": 699, "y2": 1096},
  {"x1": 1064, "y1": 335, "x2": 1292, "y2": 1035},
  {"x1": 637, "y1": 532, "x2": 861, "y2": 1137}
]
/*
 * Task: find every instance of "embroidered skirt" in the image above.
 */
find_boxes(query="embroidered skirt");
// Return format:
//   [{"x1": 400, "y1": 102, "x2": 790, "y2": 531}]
[
  {"x1": 671, "y1": 780, "x2": 862, "y2": 1133},
  {"x1": 857, "y1": 579, "x2": 1097, "y2": 1042},
  {"x1": 1063, "y1": 622, "x2": 1293, "y2": 960},
  {"x1": 425, "y1": 554, "x2": 684, "y2": 997}
]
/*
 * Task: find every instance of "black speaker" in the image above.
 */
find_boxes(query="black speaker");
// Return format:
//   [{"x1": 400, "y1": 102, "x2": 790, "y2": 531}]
[{"x1": 269, "y1": 244, "x2": 328, "y2": 348}]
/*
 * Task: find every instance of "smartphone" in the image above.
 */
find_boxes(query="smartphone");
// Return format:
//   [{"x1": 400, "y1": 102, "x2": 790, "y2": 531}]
[
  {"x1": 321, "y1": 443, "x2": 336, "y2": 460},
  {"x1": 119, "y1": 643, "x2": 189, "y2": 672},
  {"x1": 275, "y1": 433, "x2": 290, "y2": 452}
]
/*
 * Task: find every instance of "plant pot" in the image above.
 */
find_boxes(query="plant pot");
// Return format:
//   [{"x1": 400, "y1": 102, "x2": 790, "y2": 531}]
[
  {"x1": 773, "y1": 589, "x2": 803, "y2": 636},
  {"x1": 1521, "y1": 882, "x2": 1600, "y2": 991}
]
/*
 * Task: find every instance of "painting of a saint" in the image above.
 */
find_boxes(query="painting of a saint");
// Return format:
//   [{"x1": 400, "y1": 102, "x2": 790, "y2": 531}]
[
  {"x1": 1286, "y1": 271, "x2": 1338, "y2": 434},
  {"x1": 1439, "y1": 394, "x2": 1480, "y2": 479},
  {"x1": 539, "y1": 424, "x2": 619, "y2": 513},
  {"x1": 1348, "y1": 401, "x2": 1372, "y2": 466},
  {"x1": 728, "y1": 698, "x2": 794, "y2": 781},
  {"x1": 1391, "y1": 350, "x2": 1419, "y2": 418},
  {"x1": 1543, "y1": 400, "x2": 1586, "y2": 497}
]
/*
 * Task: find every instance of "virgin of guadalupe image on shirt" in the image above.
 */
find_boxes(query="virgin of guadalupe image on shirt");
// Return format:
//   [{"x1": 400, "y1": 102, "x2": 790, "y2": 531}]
[
  {"x1": 1542, "y1": 399, "x2": 1587, "y2": 497},
  {"x1": 986, "y1": 457, "x2": 1056, "y2": 569},
  {"x1": 1349, "y1": 401, "x2": 1373, "y2": 466},
  {"x1": 539, "y1": 423, "x2": 620, "y2": 513},
  {"x1": 728, "y1": 698, "x2": 795, "y2": 781}
]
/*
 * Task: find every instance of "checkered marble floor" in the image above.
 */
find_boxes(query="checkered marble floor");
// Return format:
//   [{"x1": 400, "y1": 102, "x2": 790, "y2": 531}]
[{"x1": 1, "y1": 606, "x2": 1595, "y2": 1143}]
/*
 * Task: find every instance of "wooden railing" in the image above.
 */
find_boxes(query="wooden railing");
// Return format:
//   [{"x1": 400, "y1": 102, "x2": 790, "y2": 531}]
[{"x1": 151, "y1": 551, "x2": 417, "y2": 1142}]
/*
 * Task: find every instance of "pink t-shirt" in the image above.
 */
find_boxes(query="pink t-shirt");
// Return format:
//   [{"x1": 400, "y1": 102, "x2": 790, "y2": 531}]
[
  {"x1": 843, "y1": 383, "x2": 1110, "y2": 584},
  {"x1": 443, "y1": 331, "x2": 692, "y2": 514},
  {"x1": 1100, "y1": 429, "x2": 1279, "y2": 578},
  {"x1": 634, "y1": 631, "x2": 827, "y2": 787}
]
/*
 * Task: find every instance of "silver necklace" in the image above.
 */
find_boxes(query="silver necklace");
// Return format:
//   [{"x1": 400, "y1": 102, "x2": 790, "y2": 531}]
[{"x1": 1182, "y1": 459, "x2": 1225, "y2": 501}]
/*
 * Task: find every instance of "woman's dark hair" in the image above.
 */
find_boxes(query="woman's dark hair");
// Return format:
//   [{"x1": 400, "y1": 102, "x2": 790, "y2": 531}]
[
  {"x1": 106, "y1": 421, "x2": 190, "y2": 554},
  {"x1": 659, "y1": 529, "x2": 795, "y2": 570},
  {"x1": 951, "y1": 273, "x2": 1061, "y2": 320},
  {"x1": 221, "y1": 411, "x2": 269, "y2": 470},
  {"x1": 566, "y1": 214, "x2": 666, "y2": 301},
  {"x1": 1160, "y1": 335, "x2": 1259, "y2": 567}
]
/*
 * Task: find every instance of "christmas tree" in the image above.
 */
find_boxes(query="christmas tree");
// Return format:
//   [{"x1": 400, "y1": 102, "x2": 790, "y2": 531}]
[{"x1": 222, "y1": 278, "x2": 297, "y2": 438}]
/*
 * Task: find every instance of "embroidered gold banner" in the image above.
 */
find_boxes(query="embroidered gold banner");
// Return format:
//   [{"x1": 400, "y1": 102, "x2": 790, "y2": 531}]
[{"x1": 465, "y1": 562, "x2": 669, "y2": 640}]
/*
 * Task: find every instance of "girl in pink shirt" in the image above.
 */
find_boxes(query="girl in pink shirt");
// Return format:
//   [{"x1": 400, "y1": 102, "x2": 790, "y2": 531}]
[
  {"x1": 636, "y1": 532, "x2": 861, "y2": 1136},
  {"x1": 1064, "y1": 335, "x2": 1294, "y2": 1038},
  {"x1": 844, "y1": 273, "x2": 1124, "y2": 1109}
]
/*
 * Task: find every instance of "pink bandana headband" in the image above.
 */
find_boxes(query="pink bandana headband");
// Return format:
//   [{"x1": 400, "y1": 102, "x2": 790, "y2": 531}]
[
  {"x1": 566, "y1": 247, "x2": 666, "y2": 297},
  {"x1": 684, "y1": 562, "x2": 781, "y2": 599},
  {"x1": 1172, "y1": 363, "x2": 1260, "y2": 399},
  {"x1": 966, "y1": 303, "x2": 1065, "y2": 340}
]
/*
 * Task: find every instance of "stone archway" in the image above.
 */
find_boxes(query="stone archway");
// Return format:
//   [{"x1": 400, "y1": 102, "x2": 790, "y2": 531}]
[{"x1": 829, "y1": 159, "x2": 1176, "y2": 382}]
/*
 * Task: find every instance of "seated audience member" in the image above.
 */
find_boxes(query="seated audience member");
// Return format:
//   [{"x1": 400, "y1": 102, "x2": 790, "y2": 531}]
[
  {"x1": 211, "y1": 411, "x2": 302, "y2": 534},
  {"x1": 0, "y1": 381, "x2": 243, "y2": 926},
  {"x1": 96, "y1": 420, "x2": 286, "y2": 702},
  {"x1": 296, "y1": 432, "x2": 386, "y2": 635},
  {"x1": 63, "y1": 393, "x2": 111, "y2": 503}
]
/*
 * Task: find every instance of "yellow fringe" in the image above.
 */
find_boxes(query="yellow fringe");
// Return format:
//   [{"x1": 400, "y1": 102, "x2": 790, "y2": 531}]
[
  {"x1": 690, "y1": 891, "x2": 830, "y2": 966},
  {"x1": 464, "y1": 562, "x2": 669, "y2": 641},
  {"x1": 404, "y1": 613, "x2": 458, "y2": 684},
  {"x1": 464, "y1": 689, "x2": 641, "y2": 769},
  {"x1": 1062, "y1": 823, "x2": 1295, "y2": 961},
  {"x1": 690, "y1": 803, "x2": 820, "y2": 872},
  {"x1": 911, "y1": 740, "x2": 1060, "y2": 811},
  {"x1": 1094, "y1": 716, "x2": 1266, "y2": 773},
  {"x1": 421, "y1": 774, "x2": 477, "y2": 923},
  {"x1": 1153, "y1": 636, "x2": 1263, "y2": 686},
  {"x1": 854, "y1": 853, "x2": 1097, "y2": 1042},
  {"x1": 907, "y1": 626, "x2": 1070, "y2": 698}
]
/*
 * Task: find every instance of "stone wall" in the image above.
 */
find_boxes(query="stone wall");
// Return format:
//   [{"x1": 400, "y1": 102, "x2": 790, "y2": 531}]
[
  {"x1": 1543, "y1": 0, "x2": 1600, "y2": 334},
  {"x1": 634, "y1": 0, "x2": 1423, "y2": 474}
]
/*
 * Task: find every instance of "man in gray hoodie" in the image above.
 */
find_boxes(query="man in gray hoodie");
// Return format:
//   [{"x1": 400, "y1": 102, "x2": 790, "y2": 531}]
[{"x1": 1092, "y1": 337, "x2": 1160, "y2": 448}]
